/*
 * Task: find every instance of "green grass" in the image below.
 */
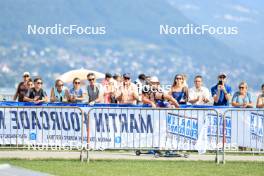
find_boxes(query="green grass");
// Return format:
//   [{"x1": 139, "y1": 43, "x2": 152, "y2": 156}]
[{"x1": 0, "y1": 159, "x2": 263, "y2": 176}]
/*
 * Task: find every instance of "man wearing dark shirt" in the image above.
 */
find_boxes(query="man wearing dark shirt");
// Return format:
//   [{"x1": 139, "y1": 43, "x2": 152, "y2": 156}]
[
  {"x1": 13, "y1": 72, "x2": 31, "y2": 102},
  {"x1": 24, "y1": 77, "x2": 48, "y2": 103}
]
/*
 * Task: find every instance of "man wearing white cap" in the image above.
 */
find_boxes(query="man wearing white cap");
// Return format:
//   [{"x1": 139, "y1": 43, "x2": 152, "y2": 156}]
[
  {"x1": 211, "y1": 73, "x2": 232, "y2": 106},
  {"x1": 142, "y1": 76, "x2": 179, "y2": 108},
  {"x1": 13, "y1": 72, "x2": 31, "y2": 101}
]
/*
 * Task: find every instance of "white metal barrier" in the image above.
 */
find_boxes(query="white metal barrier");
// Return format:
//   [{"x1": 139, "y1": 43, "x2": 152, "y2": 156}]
[
  {"x1": 222, "y1": 109, "x2": 264, "y2": 163},
  {"x1": 0, "y1": 106, "x2": 86, "y2": 160},
  {"x1": 1, "y1": 105, "x2": 263, "y2": 163}
]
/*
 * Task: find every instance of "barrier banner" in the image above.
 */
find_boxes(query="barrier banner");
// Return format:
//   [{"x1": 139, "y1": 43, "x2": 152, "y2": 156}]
[
  {"x1": 223, "y1": 111, "x2": 264, "y2": 150},
  {"x1": 87, "y1": 108, "x2": 221, "y2": 150},
  {"x1": 0, "y1": 107, "x2": 85, "y2": 149},
  {"x1": 0, "y1": 105, "x2": 263, "y2": 151}
]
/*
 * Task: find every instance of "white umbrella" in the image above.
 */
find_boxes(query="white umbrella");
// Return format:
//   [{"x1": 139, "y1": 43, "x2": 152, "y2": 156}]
[{"x1": 57, "y1": 69, "x2": 105, "y2": 83}]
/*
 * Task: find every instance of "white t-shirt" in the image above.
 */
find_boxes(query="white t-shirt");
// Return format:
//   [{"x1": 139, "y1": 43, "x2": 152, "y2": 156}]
[{"x1": 189, "y1": 86, "x2": 211, "y2": 105}]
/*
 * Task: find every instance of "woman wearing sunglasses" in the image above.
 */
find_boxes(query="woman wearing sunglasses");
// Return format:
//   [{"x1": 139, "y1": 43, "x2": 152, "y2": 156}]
[
  {"x1": 69, "y1": 77, "x2": 85, "y2": 103},
  {"x1": 231, "y1": 81, "x2": 253, "y2": 108},
  {"x1": 24, "y1": 77, "x2": 48, "y2": 103},
  {"x1": 50, "y1": 79, "x2": 70, "y2": 103},
  {"x1": 169, "y1": 74, "x2": 189, "y2": 105}
]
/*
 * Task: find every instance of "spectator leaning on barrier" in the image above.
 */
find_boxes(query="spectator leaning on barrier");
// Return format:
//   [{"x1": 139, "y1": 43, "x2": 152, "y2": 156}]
[
  {"x1": 188, "y1": 75, "x2": 211, "y2": 105},
  {"x1": 50, "y1": 79, "x2": 70, "y2": 102},
  {"x1": 211, "y1": 73, "x2": 232, "y2": 106},
  {"x1": 231, "y1": 81, "x2": 253, "y2": 108},
  {"x1": 24, "y1": 77, "x2": 48, "y2": 103},
  {"x1": 113, "y1": 73, "x2": 122, "y2": 89},
  {"x1": 87, "y1": 73, "x2": 101, "y2": 105},
  {"x1": 134, "y1": 73, "x2": 147, "y2": 97},
  {"x1": 142, "y1": 76, "x2": 179, "y2": 108},
  {"x1": 102, "y1": 72, "x2": 112, "y2": 86},
  {"x1": 115, "y1": 73, "x2": 139, "y2": 105},
  {"x1": 169, "y1": 74, "x2": 189, "y2": 105},
  {"x1": 13, "y1": 72, "x2": 31, "y2": 102},
  {"x1": 102, "y1": 77, "x2": 116, "y2": 104},
  {"x1": 27, "y1": 79, "x2": 34, "y2": 89},
  {"x1": 256, "y1": 84, "x2": 264, "y2": 108},
  {"x1": 112, "y1": 73, "x2": 122, "y2": 103},
  {"x1": 69, "y1": 77, "x2": 85, "y2": 103}
]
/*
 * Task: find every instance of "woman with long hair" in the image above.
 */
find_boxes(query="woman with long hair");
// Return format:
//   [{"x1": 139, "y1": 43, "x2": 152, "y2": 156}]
[
  {"x1": 69, "y1": 77, "x2": 85, "y2": 103},
  {"x1": 169, "y1": 74, "x2": 189, "y2": 105}
]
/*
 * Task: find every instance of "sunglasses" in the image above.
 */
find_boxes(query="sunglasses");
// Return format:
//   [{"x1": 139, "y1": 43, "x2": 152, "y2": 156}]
[
  {"x1": 23, "y1": 75, "x2": 29, "y2": 78},
  {"x1": 88, "y1": 78, "x2": 95, "y2": 81},
  {"x1": 176, "y1": 77, "x2": 182, "y2": 80},
  {"x1": 124, "y1": 77, "x2": 130, "y2": 80},
  {"x1": 219, "y1": 76, "x2": 226, "y2": 79},
  {"x1": 239, "y1": 86, "x2": 245, "y2": 89},
  {"x1": 74, "y1": 82, "x2": 81, "y2": 84},
  {"x1": 57, "y1": 84, "x2": 64, "y2": 87},
  {"x1": 37, "y1": 82, "x2": 43, "y2": 85}
]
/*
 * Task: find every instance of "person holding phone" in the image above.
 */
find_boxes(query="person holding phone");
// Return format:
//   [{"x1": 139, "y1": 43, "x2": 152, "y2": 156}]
[{"x1": 211, "y1": 73, "x2": 232, "y2": 106}]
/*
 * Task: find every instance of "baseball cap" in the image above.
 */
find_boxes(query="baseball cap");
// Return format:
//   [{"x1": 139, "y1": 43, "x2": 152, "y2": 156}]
[
  {"x1": 218, "y1": 72, "x2": 227, "y2": 78},
  {"x1": 105, "y1": 73, "x2": 112, "y2": 78},
  {"x1": 123, "y1": 73, "x2": 131, "y2": 79},
  {"x1": 150, "y1": 76, "x2": 159, "y2": 83},
  {"x1": 113, "y1": 73, "x2": 121, "y2": 78},
  {"x1": 23, "y1": 72, "x2": 30, "y2": 76}
]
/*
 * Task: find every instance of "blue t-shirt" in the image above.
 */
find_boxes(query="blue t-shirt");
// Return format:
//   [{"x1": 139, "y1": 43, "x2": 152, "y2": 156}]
[
  {"x1": 232, "y1": 92, "x2": 252, "y2": 106},
  {"x1": 211, "y1": 84, "x2": 232, "y2": 106},
  {"x1": 69, "y1": 87, "x2": 83, "y2": 103}
]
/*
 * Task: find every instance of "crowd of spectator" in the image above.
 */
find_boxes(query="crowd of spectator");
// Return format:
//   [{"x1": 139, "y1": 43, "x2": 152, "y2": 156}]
[{"x1": 13, "y1": 71, "x2": 264, "y2": 108}]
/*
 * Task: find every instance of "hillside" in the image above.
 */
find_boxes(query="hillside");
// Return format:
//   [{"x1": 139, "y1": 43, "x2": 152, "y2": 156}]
[{"x1": 0, "y1": 0, "x2": 262, "y2": 90}]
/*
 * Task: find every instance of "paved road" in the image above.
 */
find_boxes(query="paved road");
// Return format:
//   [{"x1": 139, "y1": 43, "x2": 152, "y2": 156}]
[
  {"x1": 0, "y1": 164, "x2": 50, "y2": 176},
  {"x1": 0, "y1": 151, "x2": 263, "y2": 162}
]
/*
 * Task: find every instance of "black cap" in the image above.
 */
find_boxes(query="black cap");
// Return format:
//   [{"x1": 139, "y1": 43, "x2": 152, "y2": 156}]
[
  {"x1": 138, "y1": 74, "x2": 146, "y2": 80},
  {"x1": 105, "y1": 73, "x2": 112, "y2": 78},
  {"x1": 113, "y1": 73, "x2": 121, "y2": 79}
]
